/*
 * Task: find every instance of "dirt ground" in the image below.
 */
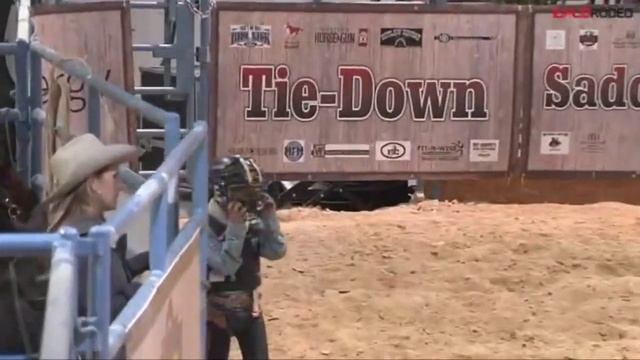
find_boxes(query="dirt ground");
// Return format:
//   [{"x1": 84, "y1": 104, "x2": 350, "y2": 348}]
[{"x1": 230, "y1": 200, "x2": 640, "y2": 359}]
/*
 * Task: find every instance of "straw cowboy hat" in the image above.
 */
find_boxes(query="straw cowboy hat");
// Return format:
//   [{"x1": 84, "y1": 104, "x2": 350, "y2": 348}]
[{"x1": 43, "y1": 133, "x2": 138, "y2": 205}]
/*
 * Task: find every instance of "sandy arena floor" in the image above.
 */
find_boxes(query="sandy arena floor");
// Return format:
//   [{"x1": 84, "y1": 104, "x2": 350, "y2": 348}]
[{"x1": 229, "y1": 200, "x2": 640, "y2": 359}]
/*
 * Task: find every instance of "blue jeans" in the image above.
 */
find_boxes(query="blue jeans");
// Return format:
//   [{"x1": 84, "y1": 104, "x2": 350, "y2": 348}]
[{"x1": 206, "y1": 314, "x2": 269, "y2": 360}]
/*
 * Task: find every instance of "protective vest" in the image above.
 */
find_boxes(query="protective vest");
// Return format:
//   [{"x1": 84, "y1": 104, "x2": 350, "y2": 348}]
[{"x1": 208, "y1": 217, "x2": 261, "y2": 293}]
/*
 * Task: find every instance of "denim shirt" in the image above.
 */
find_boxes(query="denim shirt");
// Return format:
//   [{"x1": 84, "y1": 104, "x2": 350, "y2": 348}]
[{"x1": 206, "y1": 200, "x2": 286, "y2": 282}]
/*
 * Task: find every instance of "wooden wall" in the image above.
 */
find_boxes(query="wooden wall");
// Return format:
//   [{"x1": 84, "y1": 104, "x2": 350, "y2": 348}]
[
  {"x1": 213, "y1": 5, "x2": 518, "y2": 179},
  {"x1": 208, "y1": 3, "x2": 640, "y2": 181},
  {"x1": 124, "y1": 228, "x2": 203, "y2": 359},
  {"x1": 527, "y1": 11, "x2": 640, "y2": 172},
  {"x1": 32, "y1": 2, "x2": 135, "y2": 146}
]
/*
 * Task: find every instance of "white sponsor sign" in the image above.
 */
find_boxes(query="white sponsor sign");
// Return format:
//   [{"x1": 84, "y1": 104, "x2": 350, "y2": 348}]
[
  {"x1": 375, "y1": 141, "x2": 411, "y2": 161},
  {"x1": 579, "y1": 29, "x2": 598, "y2": 50},
  {"x1": 540, "y1": 131, "x2": 570, "y2": 155},
  {"x1": 230, "y1": 24, "x2": 272, "y2": 48},
  {"x1": 311, "y1": 143, "x2": 370, "y2": 158},
  {"x1": 546, "y1": 30, "x2": 566, "y2": 50},
  {"x1": 469, "y1": 139, "x2": 499, "y2": 162},
  {"x1": 283, "y1": 139, "x2": 305, "y2": 163}
]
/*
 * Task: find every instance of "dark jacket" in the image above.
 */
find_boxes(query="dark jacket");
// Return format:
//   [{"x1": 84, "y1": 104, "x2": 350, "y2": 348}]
[
  {"x1": 0, "y1": 256, "x2": 48, "y2": 356},
  {"x1": 60, "y1": 213, "x2": 149, "y2": 321}
]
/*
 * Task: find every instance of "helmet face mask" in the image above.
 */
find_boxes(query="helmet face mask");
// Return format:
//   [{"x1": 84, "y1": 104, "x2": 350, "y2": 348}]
[{"x1": 210, "y1": 155, "x2": 265, "y2": 213}]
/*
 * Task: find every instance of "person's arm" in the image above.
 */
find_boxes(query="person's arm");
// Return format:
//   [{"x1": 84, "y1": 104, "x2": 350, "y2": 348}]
[
  {"x1": 127, "y1": 251, "x2": 150, "y2": 278},
  {"x1": 257, "y1": 194, "x2": 287, "y2": 260},
  {"x1": 114, "y1": 234, "x2": 149, "y2": 279},
  {"x1": 206, "y1": 201, "x2": 249, "y2": 277},
  {"x1": 111, "y1": 281, "x2": 141, "y2": 321}
]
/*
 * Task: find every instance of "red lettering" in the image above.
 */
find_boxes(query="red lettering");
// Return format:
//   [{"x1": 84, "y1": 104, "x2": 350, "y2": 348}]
[
  {"x1": 240, "y1": 65, "x2": 274, "y2": 120},
  {"x1": 552, "y1": 6, "x2": 592, "y2": 19}
]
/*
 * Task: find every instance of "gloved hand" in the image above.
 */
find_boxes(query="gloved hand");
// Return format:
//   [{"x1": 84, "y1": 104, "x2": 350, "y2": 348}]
[{"x1": 259, "y1": 192, "x2": 276, "y2": 215}]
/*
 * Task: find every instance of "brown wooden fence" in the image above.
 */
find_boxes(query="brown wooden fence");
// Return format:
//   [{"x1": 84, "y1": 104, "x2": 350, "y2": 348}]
[
  {"x1": 527, "y1": 6, "x2": 640, "y2": 177},
  {"x1": 32, "y1": 2, "x2": 135, "y2": 146},
  {"x1": 210, "y1": 2, "x2": 638, "y2": 181}
]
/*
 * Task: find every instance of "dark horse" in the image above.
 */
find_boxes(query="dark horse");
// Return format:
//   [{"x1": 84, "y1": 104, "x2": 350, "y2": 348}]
[
  {"x1": 0, "y1": 136, "x2": 50, "y2": 359},
  {"x1": 0, "y1": 1, "x2": 48, "y2": 352}
]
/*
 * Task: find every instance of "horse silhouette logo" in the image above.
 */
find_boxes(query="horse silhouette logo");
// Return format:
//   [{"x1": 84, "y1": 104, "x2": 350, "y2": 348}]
[
  {"x1": 285, "y1": 22, "x2": 303, "y2": 36},
  {"x1": 548, "y1": 137, "x2": 562, "y2": 148},
  {"x1": 284, "y1": 22, "x2": 303, "y2": 49}
]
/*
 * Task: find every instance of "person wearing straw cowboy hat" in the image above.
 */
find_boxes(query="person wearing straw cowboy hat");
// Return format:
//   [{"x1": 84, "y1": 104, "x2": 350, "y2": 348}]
[{"x1": 43, "y1": 133, "x2": 149, "y2": 321}]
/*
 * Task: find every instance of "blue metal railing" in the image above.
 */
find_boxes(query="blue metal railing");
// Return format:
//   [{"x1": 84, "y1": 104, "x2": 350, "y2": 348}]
[
  {"x1": 107, "y1": 121, "x2": 208, "y2": 357},
  {"x1": 0, "y1": 0, "x2": 209, "y2": 358},
  {"x1": 39, "y1": 228, "x2": 79, "y2": 360}
]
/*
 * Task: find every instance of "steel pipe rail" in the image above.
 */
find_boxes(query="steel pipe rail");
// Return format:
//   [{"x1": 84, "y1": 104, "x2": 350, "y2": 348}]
[
  {"x1": 0, "y1": 43, "x2": 18, "y2": 55},
  {"x1": 2, "y1": 1, "x2": 209, "y2": 359},
  {"x1": 0, "y1": 233, "x2": 64, "y2": 254},
  {"x1": 137, "y1": 128, "x2": 188, "y2": 138},
  {"x1": 39, "y1": 229, "x2": 79, "y2": 360},
  {"x1": 104, "y1": 121, "x2": 207, "y2": 237}
]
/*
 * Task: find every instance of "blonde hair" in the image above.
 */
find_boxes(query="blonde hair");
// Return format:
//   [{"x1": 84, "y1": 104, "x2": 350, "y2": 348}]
[{"x1": 47, "y1": 166, "x2": 112, "y2": 231}]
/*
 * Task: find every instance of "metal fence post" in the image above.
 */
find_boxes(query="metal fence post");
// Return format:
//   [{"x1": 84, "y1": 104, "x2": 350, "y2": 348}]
[
  {"x1": 40, "y1": 227, "x2": 78, "y2": 359},
  {"x1": 29, "y1": 51, "x2": 43, "y2": 181},
  {"x1": 87, "y1": 225, "x2": 115, "y2": 359},
  {"x1": 165, "y1": 113, "x2": 181, "y2": 246},
  {"x1": 148, "y1": 110, "x2": 179, "y2": 269},
  {"x1": 14, "y1": 39, "x2": 31, "y2": 183},
  {"x1": 149, "y1": 195, "x2": 169, "y2": 271},
  {"x1": 192, "y1": 126, "x2": 209, "y2": 357},
  {"x1": 197, "y1": 0, "x2": 211, "y2": 125}
]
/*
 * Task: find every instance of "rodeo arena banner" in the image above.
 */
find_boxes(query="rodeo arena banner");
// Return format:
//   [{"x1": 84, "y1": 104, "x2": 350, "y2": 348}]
[{"x1": 211, "y1": 4, "x2": 640, "y2": 180}]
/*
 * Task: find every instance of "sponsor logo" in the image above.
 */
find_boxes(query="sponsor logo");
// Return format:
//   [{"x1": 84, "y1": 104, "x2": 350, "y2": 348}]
[
  {"x1": 545, "y1": 30, "x2": 566, "y2": 50},
  {"x1": 358, "y1": 29, "x2": 369, "y2": 47},
  {"x1": 543, "y1": 64, "x2": 640, "y2": 111},
  {"x1": 311, "y1": 144, "x2": 370, "y2": 158},
  {"x1": 284, "y1": 22, "x2": 303, "y2": 49},
  {"x1": 283, "y1": 140, "x2": 305, "y2": 162},
  {"x1": 579, "y1": 29, "x2": 598, "y2": 50},
  {"x1": 613, "y1": 30, "x2": 640, "y2": 49},
  {"x1": 240, "y1": 64, "x2": 489, "y2": 122},
  {"x1": 314, "y1": 27, "x2": 356, "y2": 44},
  {"x1": 552, "y1": 6, "x2": 633, "y2": 19},
  {"x1": 230, "y1": 25, "x2": 271, "y2": 48},
  {"x1": 540, "y1": 131, "x2": 570, "y2": 155},
  {"x1": 579, "y1": 132, "x2": 606, "y2": 153},
  {"x1": 228, "y1": 146, "x2": 277, "y2": 156},
  {"x1": 375, "y1": 141, "x2": 411, "y2": 161},
  {"x1": 380, "y1": 28, "x2": 422, "y2": 48},
  {"x1": 469, "y1": 139, "x2": 499, "y2": 162},
  {"x1": 433, "y1": 33, "x2": 496, "y2": 43},
  {"x1": 417, "y1": 141, "x2": 464, "y2": 161}
]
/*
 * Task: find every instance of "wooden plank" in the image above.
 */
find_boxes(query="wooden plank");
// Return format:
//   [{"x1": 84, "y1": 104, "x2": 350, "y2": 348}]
[
  {"x1": 260, "y1": 171, "x2": 508, "y2": 182},
  {"x1": 125, "y1": 228, "x2": 202, "y2": 359},
  {"x1": 215, "y1": 2, "x2": 521, "y2": 14},
  {"x1": 212, "y1": 5, "x2": 518, "y2": 180},
  {"x1": 526, "y1": 9, "x2": 640, "y2": 172},
  {"x1": 32, "y1": 2, "x2": 135, "y2": 146}
]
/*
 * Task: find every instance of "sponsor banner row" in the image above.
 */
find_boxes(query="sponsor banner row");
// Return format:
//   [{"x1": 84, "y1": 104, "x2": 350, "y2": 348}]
[
  {"x1": 248, "y1": 131, "x2": 606, "y2": 164},
  {"x1": 272, "y1": 139, "x2": 500, "y2": 163},
  {"x1": 230, "y1": 23, "x2": 496, "y2": 49},
  {"x1": 231, "y1": 23, "x2": 638, "y2": 52},
  {"x1": 539, "y1": 131, "x2": 606, "y2": 155},
  {"x1": 545, "y1": 29, "x2": 640, "y2": 51}
]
